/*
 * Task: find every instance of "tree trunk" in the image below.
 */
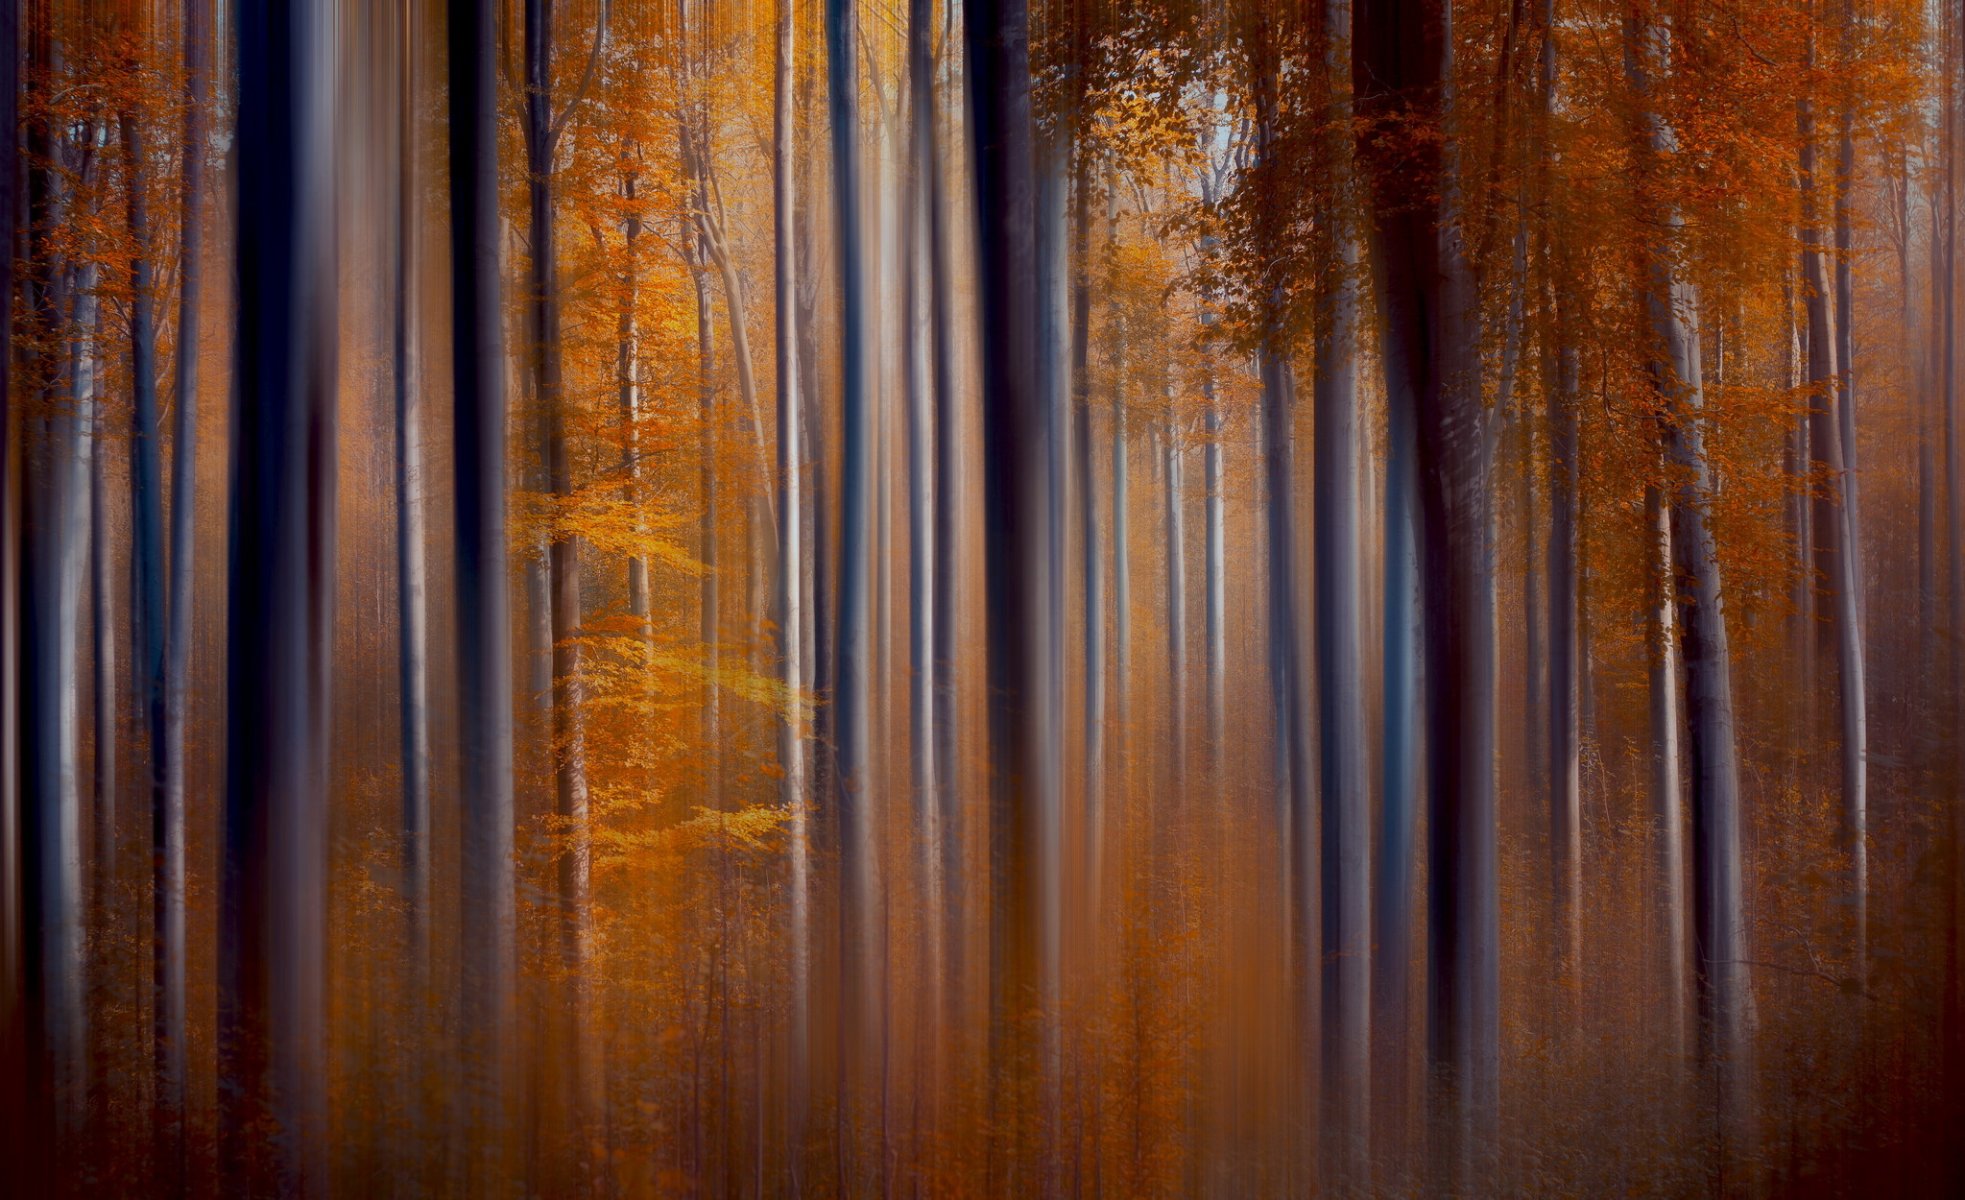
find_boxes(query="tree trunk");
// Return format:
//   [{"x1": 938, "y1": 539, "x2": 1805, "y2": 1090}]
[
  {"x1": 219, "y1": 3, "x2": 338, "y2": 1186},
  {"x1": 775, "y1": 0, "x2": 810, "y2": 1191},
  {"x1": 966, "y1": 0, "x2": 1062, "y2": 1187},
  {"x1": 1645, "y1": 484, "x2": 1688, "y2": 1060},
  {"x1": 155, "y1": 0, "x2": 204, "y2": 1181},
  {"x1": 1356, "y1": 0, "x2": 1499, "y2": 1186},
  {"x1": 1073, "y1": 160, "x2": 1105, "y2": 917},
  {"x1": 1626, "y1": 4, "x2": 1756, "y2": 1162},
  {"x1": 447, "y1": 0, "x2": 518, "y2": 1183},
  {"x1": 19, "y1": 33, "x2": 90, "y2": 1154},
  {"x1": 828, "y1": 0, "x2": 882, "y2": 1185},
  {"x1": 88, "y1": 327, "x2": 112, "y2": 955},
  {"x1": 1163, "y1": 395, "x2": 1188, "y2": 808},
  {"x1": 1313, "y1": 2, "x2": 1371, "y2": 1184},
  {"x1": 1802, "y1": 32, "x2": 1869, "y2": 970},
  {"x1": 525, "y1": 0, "x2": 599, "y2": 1169}
]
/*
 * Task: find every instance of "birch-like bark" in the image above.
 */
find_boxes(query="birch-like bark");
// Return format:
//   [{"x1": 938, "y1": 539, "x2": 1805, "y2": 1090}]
[
  {"x1": 88, "y1": 329, "x2": 112, "y2": 951},
  {"x1": 219, "y1": 3, "x2": 337, "y2": 1185}
]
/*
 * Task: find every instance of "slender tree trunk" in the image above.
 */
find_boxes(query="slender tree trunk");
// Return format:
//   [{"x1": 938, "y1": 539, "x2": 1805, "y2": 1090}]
[
  {"x1": 1314, "y1": 2, "x2": 1370, "y2": 1184},
  {"x1": 392, "y1": 5, "x2": 432, "y2": 1174},
  {"x1": 88, "y1": 335, "x2": 112, "y2": 958},
  {"x1": 925, "y1": 4, "x2": 965, "y2": 1047},
  {"x1": 19, "y1": 32, "x2": 90, "y2": 1154},
  {"x1": 1109, "y1": 326, "x2": 1129, "y2": 907},
  {"x1": 121, "y1": 110, "x2": 165, "y2": 1012},
  {"x1": 1163, "y1": 396, "x2": 1187, "y2": 807},
  {"x1": 1072, "y1": 159, "x2": 1104, "y2": 916},
  {"x1": 1626, "y1": 5, "x2": 1756, "y2": 1165},
  {"x1": 904, "y1": 0, "x2": 942, "y2": 1151},
  {"x1": 1801, "y1": 47, "x2": 1869, "y2": 969},
  {"x1": 620, "y1": 184, "x2": 649, "y2": 627},
  {"x1": 219, "y1": 2, "x2": 337, "y2": 1186},
  {"x1": 526, "y1": 0, "x2": 599, "y2": 1170},
  {"x1": 775, "y1": 1, "x2": 810, "y2": 1190},
  {"x1": 828, "y1": 0, "x2": 882, "y2": 1186},
  {"x1": 1357, "y1": 0, "x2": 1498, "y2": 1186},
  {"x1": 0, "y1": 0, "x2": 18, "y2": 1160},
  {"x1": 1645, "y1": 484, "x2": 1688, "y2": 1060},
  {"x1": 1252, "y1": 25, "x2": 1318, "y2": 1178},
  {"x1": 1372, "y1": 326, "x2": 1420, "y2": 1172},
  {"x1": 966, "y1": 0, "x2": 1062, "y2": 1189},
  {"x1": 1202, "y1": 361, "x2": 1225, "y2": 790},
  {"x1": 155, "y1": 0, "x2": 204, "y2": 1182},
  {"x1": 447, "y1": 0, "x2": 517, "y2": 1183}
]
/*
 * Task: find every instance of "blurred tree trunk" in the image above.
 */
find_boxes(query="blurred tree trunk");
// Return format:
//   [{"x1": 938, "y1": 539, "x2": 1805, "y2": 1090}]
[
  {"x1": 218, "y1": 1, "x2": 338, "y2": 1187},
  {"x1": 966, "y1": 0, "x2": 1062, "y2": 1187},
  {"x1": 1312, "y1": 1, "x2": 1370, "y2": 1185},
  {"x1": 1356, "y1": 0, "x2": 1499, "y2": 1187},
  {"x1": 447, "y1": 0, "x2": 517, "y2": 1185},
  {"x1": 1625, "y1": 3, "x2": 1755, "y2": 1164},
  {"x1": 827, "y1": 0, "x2": 881, "y2": 1187}
]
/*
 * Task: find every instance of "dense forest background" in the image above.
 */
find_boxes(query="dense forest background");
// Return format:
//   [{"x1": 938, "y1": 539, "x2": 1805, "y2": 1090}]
[{"x1": 0, "y1": 0, "x2": 1961, "y2": 1195}]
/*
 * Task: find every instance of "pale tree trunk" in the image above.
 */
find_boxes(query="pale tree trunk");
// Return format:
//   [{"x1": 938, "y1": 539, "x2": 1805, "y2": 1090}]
[
  {"x1": 19, "y1": 47, "x2": 90, "y2": 1157},
  {"x1": 1357, "y1": 0, "x2": 1498, "y2": 1186},
  {"x1": 447, "y1": 0, "x2": 517, "y2": 1183},
  {"x1": 966, "y1": 0, "x2": 1062, "y2": 1187},
  {"x1": 218, "y1": 3, "x2": 337, "y2": 1187},
  {"x1": 392, "y1": 5, "x2": 432, "y2": 1174},
  {"x1": 1313, "y1": 1, "x2": 1370, "y2": 1185},
  {"x1": 1645, "y1": 484, "x2": 1688, "y2": 1060},
  {"x1": 1163, "y1": 394, "x2": 1188, "y2": 808},
  {"x1": 1626, "y1": 4, "x2": 1756, "y2": 1162},
  {"x1": 774, "y1": 0, "x2": 810, "y2": 1190},
  {"x1": 88, "y1": 330, "x2": 113, "y2": 951},
  {"x1": 1202, "y1": 362, "x2": 1225, "y2": 789},
  {"x1": 1109, "y1": 323, "x2": 1129, "y2": 909},
  {"x1": 1800, "y1": 42, "x2": 1869, "y2": 970},
  {"x1": 156, "y1": 0, "x2": 204, "y2": 1181},
  {"x1": 393, "y1": 0, "x2": 430, "y2": 985},
  {"x1": 828, "y1": 0, "x2": 882, "y2": 1185},
  {"x1": 620, "y1": 182, "x2": 649, "y2": 628},
  {"x1": 905, "y1": 0, "x2": 942, "y2": 1145}
]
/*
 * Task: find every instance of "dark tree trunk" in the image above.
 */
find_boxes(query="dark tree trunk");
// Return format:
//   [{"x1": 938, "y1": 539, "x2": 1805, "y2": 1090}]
[
  {"x1": 218, "y1": 1, "x2": 338, "y2": 1189},
  {"x1": 966, "y1": 0, "x2": 1061, "y2": 1189},
  {"x1": 1356, "y1": 0, "x2": 1499, "y2": 1187},
  {"x1": 446, "y1": 0, "x2": 517, "y2": 1184}
]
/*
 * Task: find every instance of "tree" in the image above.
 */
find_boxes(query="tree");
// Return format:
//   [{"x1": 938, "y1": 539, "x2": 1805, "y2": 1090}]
[
  {"x1": 218, "y1": 0, "x2": 338, "y2": 1187},
  {"x1": 1624, "y1": 0, "x2": 1755, "y2": 1159},
  {"x1": 1356, "y1": 0, "x2": 1498, "y2": 1186},
  {"x1": 447, "y1": 0, "x2": 517, "y2": 1184},
  {"x1": 967, "y1": 0, "x2": 1062, "y2": 1186}
]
